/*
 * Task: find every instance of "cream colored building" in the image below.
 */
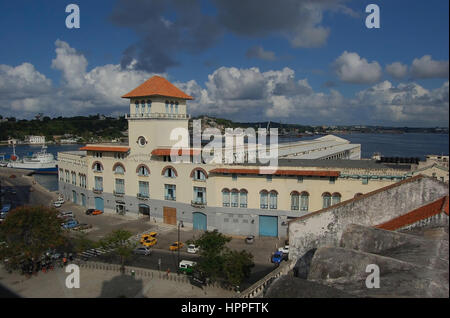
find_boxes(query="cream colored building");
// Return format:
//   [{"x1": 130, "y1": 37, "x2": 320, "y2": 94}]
[{"x1": 57, "y1": 76, "x2": 421, "y2": 238}]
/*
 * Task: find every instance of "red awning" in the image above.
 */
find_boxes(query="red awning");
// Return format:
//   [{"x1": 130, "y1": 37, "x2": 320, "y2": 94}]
[
  {"x1": 151, "y1": 148, "x2": 202, "y2": 156},
  {"x1": 79, "y1": 146, "x2": 130, "y2": 153},
  {"x1": 209, "y1": 168, "x2": 340, "y2": 177}
]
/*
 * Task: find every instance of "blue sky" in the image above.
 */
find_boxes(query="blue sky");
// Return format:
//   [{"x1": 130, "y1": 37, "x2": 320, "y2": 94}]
[{"x1": 0, "y1": 0, "x2": 448, "y2": 127}]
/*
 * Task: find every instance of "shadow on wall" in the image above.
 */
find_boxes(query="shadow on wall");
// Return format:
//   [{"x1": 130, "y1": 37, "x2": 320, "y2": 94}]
[{"x1": 99, "y1": 274, "x2": 144, "y2": 298}]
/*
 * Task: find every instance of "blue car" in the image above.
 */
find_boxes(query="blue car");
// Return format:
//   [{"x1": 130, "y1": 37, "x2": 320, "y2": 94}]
[
  {"x1": 0, "y1": 204, "x2": 11, "y2": 219},
  {"x1": 62, "y1": 220, "x2": 78, "y2": 229},
  {"x1": 271, "y1": 251, "x2": 284, "y2": 265}
]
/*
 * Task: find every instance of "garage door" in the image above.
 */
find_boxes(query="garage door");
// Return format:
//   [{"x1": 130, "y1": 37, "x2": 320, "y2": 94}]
[
  {"x1": 193, "y1": 212, "x2": 207, "y2": 231},
  {"x1": 95, "y1": 197, "x2": 104, "y2": 212},
  {"x1": 163, "y1": 207, "x2": 177, "y2": 225},
  {"x1": 259, "y1": 215, "x2": 278, "y2": 237}
]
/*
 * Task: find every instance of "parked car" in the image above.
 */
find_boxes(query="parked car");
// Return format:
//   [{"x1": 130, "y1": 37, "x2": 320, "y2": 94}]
[
  {"x1": 271, "y1": 251, "x2": 286, "y2": 265},
  {"x1": 187, "y1": 244, "x2": 200, "y2": 254},
  {"x1": 133, "y1": 247, "x2": 152, "y2": 256},
  {"x1": 62, "y1": 220, "x2": 78, "y2": 229},
  {"x1": 73, "y1": 223, "x2": 91, "y2": 231},
  {"x1": 140, "y1": 232, "x2": 157, "y2": 243},
  {"x1": 141, "y1": 237, "x2": 157, "y2": 247},
  {"x1": 179, "y1": 260, "x2": 197, "y2": 274},
  {"x1": 278, "y1": 245, "x2": 289, "y2": 255},
  {"x1": 189, "y1": 270, "x2": 208, "y2": 288},
  {"x1": 169, "y1": 241, "x2": 184, "y2": 251},
  {"x1": 58, "y1": 211, "x2": 74, "y2": 218},
  {"x1": 86, "y1": 209, "x2": 102, "y2": 215}
]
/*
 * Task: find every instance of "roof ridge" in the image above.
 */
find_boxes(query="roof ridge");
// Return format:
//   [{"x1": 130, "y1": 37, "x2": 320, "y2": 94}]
[{"x1": 375, "y1": 195, "x2": 449, "y2": 230}]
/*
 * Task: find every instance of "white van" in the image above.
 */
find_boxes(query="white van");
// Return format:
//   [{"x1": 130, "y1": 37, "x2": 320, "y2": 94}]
[{"x1": 179, "y1": 260, "x2": 197, "y2": 274}]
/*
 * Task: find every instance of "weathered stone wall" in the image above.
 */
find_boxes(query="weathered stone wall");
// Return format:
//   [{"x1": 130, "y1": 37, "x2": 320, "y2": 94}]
[{"x1": 288, "y1": 176, "x2": 449, "y2": 262}]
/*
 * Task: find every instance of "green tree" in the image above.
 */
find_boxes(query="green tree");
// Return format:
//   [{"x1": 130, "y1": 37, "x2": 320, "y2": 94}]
[
  {"x1": 192, "y1": 231, "x2": 254, "y2": 287},
  {"x1": 99, "y1": 229, "x2": 135, "y2": 273},
  {"x1": 222, "y1": 250, "x2": 254, "y2": 288},
  {"x1": 72, "y1": 232, "x2": 98, "y2": 255},
  {"x1": 0, "y1": 206, "x2": 67, "y2": 272}
]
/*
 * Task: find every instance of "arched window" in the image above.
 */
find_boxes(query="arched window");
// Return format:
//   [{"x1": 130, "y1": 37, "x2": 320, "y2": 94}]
[
  {"x1": 260, "y1": 190, "x2": 268, "y2": 209},
  {"x1": 162, "y1": 166, "x2": 177, "y2": 178},
  {"x1": 165, "y1": 100, "x2": 169, "y2": 113},
  {"x1": 322, "y1": 192, "x2": 331, "y2": 209},
  {"x1": 332, "y1": 193, "x2": 341, "y2": 205},
  {"x1": 175, "y1": 101, "x2": 179, "y2": 114},
  {"x1": 300, "y1": 192, "x2": 309, "y2": 211},
  {"x1": 191, "y1": 168, "x2": 207, "y2": 181},
  {"x1": 222, "y1": 188, "x2": 230, "y2": 207},
  {"x1": 146, "y1": 100, "x2": 152, "y2": 114},
  {"x1": 135, "y1": 100, "x2": 139, "y2": 114},
  {"x1": 113, "y1": 163, "x2": 125, "y2": 174},
  {"x1": 92, "y1": 161, "x2": 103, "y2": 172},
  {"x1": 291, "y1": 191, "x2": 299, "y2": 210},
  {"x1": 269, "y1": 190, "x2": 278, "y2": 209},
  {"x1": 231, "y1": 189, "x2": 239, "y2": 207},
  {"x1": 137, "y1": 164, "x2": 150, "y2": 176},
  {"x1": 170, "y1": 101, "x2": 174, "y2": 113},
  {"x1": 239, "y1": 189, "x2": 248, "y2": 208}
]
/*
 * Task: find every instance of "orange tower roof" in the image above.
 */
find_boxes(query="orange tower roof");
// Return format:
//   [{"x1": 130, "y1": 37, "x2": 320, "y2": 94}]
[{"x1": 121, "y1": 76, "x2": 194, "y2": 100}]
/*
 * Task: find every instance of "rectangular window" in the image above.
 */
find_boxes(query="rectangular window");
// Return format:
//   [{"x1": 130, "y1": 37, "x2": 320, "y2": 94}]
[
  {"x1": 231, "y1": 191, "x2": 239, "y2": 207},
  {"x1": 297, "y1": 176, "x2": 303, "y2": 183},
  {"x1": 266, "y1": 175, "x2": 272, "y2": 182},
  {"x1": 138, "y1": 181, "x2": 149, "y2": 198},
  {"x1": 329, "y1": 177, "x2": 336, "y2": 184},
  {"x1": 240, "y1": 192, "x2": 247, "y2": 208},
  {"x1": 165, "y1": 184, "x2": 176, "y2": 201},
  {"x1": 232, "y1": 174, "x2": 237, "y2": 181},
  {"x1": 193, "y1": 187, "x2": 206, "y2": 204},
  {"x1": 362, "y1": 177, "x2": 369, "y2": 185},
  {"x1": 300, "y1": 195, "x2": 309, "y2": 211},
  {"x1": 115, "y1": 178, "x2": 125, "y2": 194},
  {"x1": 222, "y1": 191, "x2": 230, "y2": 207},
  {"x1": 291, "y1": 195, "x2": 299, "y2": 210},
  {"x1": 260, "y1": 193, "x2": 268, "y2": 209},
  {"x1": 94, "y1": 176, "x2": 103, "y2": 191}
]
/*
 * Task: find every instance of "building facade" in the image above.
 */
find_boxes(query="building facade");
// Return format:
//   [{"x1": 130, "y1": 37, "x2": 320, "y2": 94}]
[{"x1": 57, "y1": 76, "x2": 419, "y2": 238}]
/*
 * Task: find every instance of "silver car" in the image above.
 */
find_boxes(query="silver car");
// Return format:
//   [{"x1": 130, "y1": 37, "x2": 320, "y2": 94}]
[{"x1": 133, "y1": 247, "x2": 152, "y2": 256}]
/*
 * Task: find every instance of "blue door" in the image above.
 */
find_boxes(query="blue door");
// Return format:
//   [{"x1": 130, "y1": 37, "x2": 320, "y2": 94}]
[
  {"x1": 72, "y1": 190, "x2": 77, "y2": 204},
  {"x1": 95, "y1": 197, "x2": 104, "y2": 212},
  {"x1": 259, "y1": 215, "x2": 278, "y2": 237},
  {"x1": 81, "y1": 194, "x2": 86, "y2": 207},
  {"x1": 193, "y1": 212, "x2": 207, "y2": 231}
]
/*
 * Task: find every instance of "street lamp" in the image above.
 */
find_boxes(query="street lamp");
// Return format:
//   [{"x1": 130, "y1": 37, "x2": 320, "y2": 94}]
[{"x1": 177, "y1": 220, "x2": 184, "y2": 276}]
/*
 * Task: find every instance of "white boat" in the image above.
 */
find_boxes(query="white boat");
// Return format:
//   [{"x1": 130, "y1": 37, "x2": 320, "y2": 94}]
[{"x1": 7, "y1": 144, "x2": 57, "y2": 173}]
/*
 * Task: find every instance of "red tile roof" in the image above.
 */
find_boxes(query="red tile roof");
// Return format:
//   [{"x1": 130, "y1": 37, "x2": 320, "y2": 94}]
[
  {"x1": 151, "y1": 148, "x2": 201, "y2": 156},
  {"x1": 209, "y1": 168, "x2": 340, "y2": 177},
  {"x1": 79, "y1": 146, "x2": 130, "y2": 153},
  {"x1": 375, "y1": 195, "x2": 449, "y2": 231},
  {"x1": 122, "y1": 76, "x2": 194, "y2": 100}
]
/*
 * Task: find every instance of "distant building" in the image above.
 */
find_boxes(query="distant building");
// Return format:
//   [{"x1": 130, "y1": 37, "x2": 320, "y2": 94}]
[{"x1": 26, "y1": 135, "x2": 45, "y2": 144}]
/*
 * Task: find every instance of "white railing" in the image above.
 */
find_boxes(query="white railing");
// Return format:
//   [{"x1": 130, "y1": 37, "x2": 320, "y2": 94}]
[{"x1": 125, "y1": 113, "x2": 190, "y2": 120}]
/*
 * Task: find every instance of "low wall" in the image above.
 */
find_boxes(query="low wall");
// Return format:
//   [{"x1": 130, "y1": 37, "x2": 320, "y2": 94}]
[{"x1": 288, "y1": 176, "x2": 449, "y2": 261}]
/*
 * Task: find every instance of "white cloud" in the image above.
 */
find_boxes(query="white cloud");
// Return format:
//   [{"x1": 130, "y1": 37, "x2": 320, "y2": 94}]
[
  {"x1": 411, "y1": 55, "x2": 449, "y2": 79},
  {"x1": 333, "y1": 51, "x2": 382, "y2": 84},
  {"x1": 385, "y1": 62, "x2": 408, "y2": 79}
]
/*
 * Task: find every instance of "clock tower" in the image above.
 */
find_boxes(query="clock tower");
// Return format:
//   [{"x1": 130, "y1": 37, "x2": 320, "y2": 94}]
[{"x1": 122, "y1": 76, "x2": 193, "y2": 157}]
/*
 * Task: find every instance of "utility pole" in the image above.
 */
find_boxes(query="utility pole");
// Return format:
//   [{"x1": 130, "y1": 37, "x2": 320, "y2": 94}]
[{"x1": 177, "y1": 221, "x2": 181, "y2": 275}]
